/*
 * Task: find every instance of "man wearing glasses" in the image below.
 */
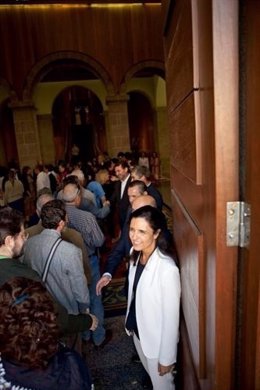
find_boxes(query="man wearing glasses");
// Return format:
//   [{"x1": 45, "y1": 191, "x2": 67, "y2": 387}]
[{"x1": 0, "y1": 206, "x2": 98, "y2": 336}]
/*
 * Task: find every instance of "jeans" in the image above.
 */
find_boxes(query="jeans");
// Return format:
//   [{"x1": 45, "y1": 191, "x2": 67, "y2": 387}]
[{"x1": 82, "y1": 254, "x2": 105, "y2": 345}]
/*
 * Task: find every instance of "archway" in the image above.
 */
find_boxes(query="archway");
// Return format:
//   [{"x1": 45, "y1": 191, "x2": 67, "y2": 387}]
[
  {"x1": 122, "y1": 63, "x2": 169, "y2": 178},
  {"x1": 127, "y1": 91, "x2": 155, "y2": 154},
  {"x1": 52, "y1": 86, "x2": 106, "y2": 163},
  {"x1": 23, "y1": 51, "x2": 115, "y2": 101},
  {"x1": 22, "y1": 53, "x2": 114, "y2": 165},
  {"x1": 0, "y1": 99, "x2": 18, "y2": 166}
]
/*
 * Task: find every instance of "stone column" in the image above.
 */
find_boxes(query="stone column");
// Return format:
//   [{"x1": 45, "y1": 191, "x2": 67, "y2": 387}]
[
  {"x1": 37, "y1": 114, "x2": 55, "y2": 164},
  {"x1": 10, "y1": 100, "x2": 42, "y2": 168},
  {"x1": 105, "y1": 94, "x2": 130, "y2": 157}
]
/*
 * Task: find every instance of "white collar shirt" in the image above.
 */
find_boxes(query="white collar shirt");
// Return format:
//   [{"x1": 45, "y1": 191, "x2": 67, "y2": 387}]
[{"x1": 120, "y1": 174, "x2": 130, "y2": 198}]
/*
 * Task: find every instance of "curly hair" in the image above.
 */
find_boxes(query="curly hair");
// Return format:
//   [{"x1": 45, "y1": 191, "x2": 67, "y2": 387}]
[{"x1": 0, "y1": 277, "x2": 59, "y2": 368}]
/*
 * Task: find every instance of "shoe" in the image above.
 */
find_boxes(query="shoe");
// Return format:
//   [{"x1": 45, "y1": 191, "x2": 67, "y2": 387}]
[
  {"x1": 94, "y1": 329, "x2": 113, "y2": 350},
  {"x1": 131, "y1": 353, "x2": 141, "y2": 363}
]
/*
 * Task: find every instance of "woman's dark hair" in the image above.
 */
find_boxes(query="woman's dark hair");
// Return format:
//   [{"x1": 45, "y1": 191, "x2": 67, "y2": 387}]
[
  {"x1": 130, "y1": 205, "x2": 165, "y2": 232},
  {"x1": 0, "y1": 277, "x2": 59, "y2": 368},
  {"x1": 129, "y1": 205, "x2": 172, "y2": 262},
  {"x1": 0, "y1": 207, "x2": 23, "y2": 246}
]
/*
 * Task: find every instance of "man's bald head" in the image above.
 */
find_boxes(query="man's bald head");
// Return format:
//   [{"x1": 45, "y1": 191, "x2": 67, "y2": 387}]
[
  {"x1": 132, "y1": 194, "x2": 156, "y2": 211},
  {"x1": 62, "y1": 183, "x2": 81, "y2": 204}
]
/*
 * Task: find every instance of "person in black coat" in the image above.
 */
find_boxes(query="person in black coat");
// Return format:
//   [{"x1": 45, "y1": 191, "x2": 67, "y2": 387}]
[
  {"x1": 110, "y1": 161, "x2": 132, "y2": 230},
  {"x1": 131, "y1": 165, "x2": 163, "y2": 210}
]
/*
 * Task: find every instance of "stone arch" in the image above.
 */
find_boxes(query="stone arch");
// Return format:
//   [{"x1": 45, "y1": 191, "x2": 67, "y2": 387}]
[
  {"x1": 119, "y1": 60, "x2": 165, "y2": 95},
  {"x1": 126, "y1": 88, "x2": 154, "y2": 107},
  {"x1": 0, "y1": 78, "x2": 18, "y2": 104},
  {"x1": 22, "y1": 51, "x2": 115, "y2": 101}
]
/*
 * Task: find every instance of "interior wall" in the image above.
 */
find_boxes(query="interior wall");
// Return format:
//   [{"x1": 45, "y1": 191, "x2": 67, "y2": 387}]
[
  {"x1": 0, "y1": 4, "x2": 163, "y2": 98},
  {"x1": 33, "y1": 77, "x2": 167, "y2": 163},
  {"x1": 33, "y1": 80, "x2": 107, "y2": 114}
]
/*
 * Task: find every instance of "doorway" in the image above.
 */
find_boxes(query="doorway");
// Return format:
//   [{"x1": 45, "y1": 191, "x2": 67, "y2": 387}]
[{"x1": 52, "y1": 86, "x2": 106, "y2": 163}]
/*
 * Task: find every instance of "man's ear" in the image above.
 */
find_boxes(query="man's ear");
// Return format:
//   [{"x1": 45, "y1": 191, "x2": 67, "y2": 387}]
[
  {"x1": 58, "y1": 220, "x2": 65, "y2": 231},
  {"x1": 4, "y1": 235, "x2": 14, "y2": 248}
]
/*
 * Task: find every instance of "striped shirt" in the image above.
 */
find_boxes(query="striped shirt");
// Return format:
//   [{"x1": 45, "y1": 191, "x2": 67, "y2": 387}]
[{"x1": 65, "y1": 204, "x2": 105, "y2": 256}]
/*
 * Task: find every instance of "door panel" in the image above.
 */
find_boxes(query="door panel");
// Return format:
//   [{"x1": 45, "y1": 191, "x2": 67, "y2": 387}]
[
  {"x1": 163, "y1": 0, "x2": 239, "y2": 389},
  {"x1": 240, "y1": 1, "x2": 260, "y2": 389},
  {"x1": 172, "y1": 190, "x2": 206, "y2": 378},
  {"x1": 170, "y1": 92, "x2": 202, "y2": 185}
]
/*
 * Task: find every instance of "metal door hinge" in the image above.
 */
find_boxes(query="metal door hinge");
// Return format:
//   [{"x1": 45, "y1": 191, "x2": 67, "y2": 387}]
[{"x1": 226, "y1": 202, "x2": 251, "y2": 247}]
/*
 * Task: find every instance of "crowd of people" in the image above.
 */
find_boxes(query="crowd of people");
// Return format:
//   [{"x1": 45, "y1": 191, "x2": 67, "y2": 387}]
[{"x1": 0, "y1": 150, "x2": 181, "y2": 390}]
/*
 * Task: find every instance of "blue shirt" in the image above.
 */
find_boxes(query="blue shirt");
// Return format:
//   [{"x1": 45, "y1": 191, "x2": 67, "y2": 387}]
[{"x1": 87, "y1": 181, "x2": 105, "y2": 208}]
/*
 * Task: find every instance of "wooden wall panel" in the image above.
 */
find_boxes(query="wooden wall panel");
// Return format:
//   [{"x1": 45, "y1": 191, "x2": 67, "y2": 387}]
[
  {"x1": 164, "y1": 0, "x2": 194, "y2": 110},
  {"x1": 164, "y1": 0, "x2": 239, "y2": 389},
  {"x1": 170, "y1": 91, "x2": 202, "y2": 185},
  {"x1": 172, "y1": 189, "x2": 206, "y2": 378},
  {"x1": 239, "y1": 1, "x2": 260, "y2": 389},
  {"x1": 0, "y1": 5, "x2": 163, "y2": 97}
]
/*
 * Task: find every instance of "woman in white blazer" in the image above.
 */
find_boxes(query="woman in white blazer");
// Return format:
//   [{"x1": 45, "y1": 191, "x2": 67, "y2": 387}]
[{"x1": 125, "y1": 205, "x2": 181, "y2": 390}]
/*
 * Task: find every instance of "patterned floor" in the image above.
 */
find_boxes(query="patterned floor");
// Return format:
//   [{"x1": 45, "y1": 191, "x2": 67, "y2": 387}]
[
  {"x1": 103, "y1": 278, "x2": 127, "y2": 318},
  {"x1": 83, "y1": 316, "x2": 147, "y2": 390}
]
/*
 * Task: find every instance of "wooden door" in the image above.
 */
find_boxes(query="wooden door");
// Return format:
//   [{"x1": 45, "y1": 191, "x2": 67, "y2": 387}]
[
  {"x1": 239, "y1": 1, "x2": 260, "y2": 389},
  {"x1": 162, "y1": 0, "x2": 239, "y2": 389}
]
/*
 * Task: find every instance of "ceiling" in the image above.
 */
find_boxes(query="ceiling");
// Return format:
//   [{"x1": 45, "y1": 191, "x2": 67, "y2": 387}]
[{"x1": 0, "y1": 0, "x2": 160, "y2": 4}]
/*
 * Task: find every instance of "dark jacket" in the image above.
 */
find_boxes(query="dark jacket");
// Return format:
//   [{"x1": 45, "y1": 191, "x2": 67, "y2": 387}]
[
  {"x1": 3, "y1": 346, "x2": 92, "y2": 390},
  {"x1": 110, "y1": 175, "x2": 132, "y2": 229},
  {"x1": 0, "y1": 258, "x2": 92, "y2": 335}
]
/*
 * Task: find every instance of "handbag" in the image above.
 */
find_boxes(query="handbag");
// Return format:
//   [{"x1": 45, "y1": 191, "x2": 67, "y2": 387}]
[{"x1": 42, "y1": 237, "x2": 62, "y2": 283}]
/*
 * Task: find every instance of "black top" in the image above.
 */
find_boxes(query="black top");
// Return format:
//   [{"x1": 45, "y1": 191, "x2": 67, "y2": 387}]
[{"x1": 125, "y1": 261, "x2": 145, "y2": 338}]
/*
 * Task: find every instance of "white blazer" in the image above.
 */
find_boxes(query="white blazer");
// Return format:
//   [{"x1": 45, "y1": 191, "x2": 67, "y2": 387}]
[{"x1": 126, "y1": 247, "x2": 181, "y2": 366}]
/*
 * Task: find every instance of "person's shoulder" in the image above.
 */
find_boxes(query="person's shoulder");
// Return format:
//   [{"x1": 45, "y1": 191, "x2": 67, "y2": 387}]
[
  {"x1": 87, "y1": 181, "x2": 96, "y2": 189},
  {"x1": 62, "y1": 226, "x2": 81, "y2": 240},
  {"x1": 157, "y1": 249, "x2": 178, "y2": 266},
  {"x1": 0, "y1": 258, "x2": 41, "y2": 283},
  {"x1": 61, "y1": 238, "x2": 81, "y2": 253},
  {"x1": 26, "y1": 223, "x2": 43, "y2": 237},
  {"x1": 26, "y1": 231, "x2": 43, "y2": 245},
  {"x1": 80, "y1": 208, "x2": 97, "y2": 221}
]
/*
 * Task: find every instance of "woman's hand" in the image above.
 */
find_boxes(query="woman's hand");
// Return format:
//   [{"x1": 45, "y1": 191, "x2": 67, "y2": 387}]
[
  {"x1": 158, "y1": 363, "x2": 176, "y2": 376},
  {"x1": 89, "y1": 314, "x2": 98, "y2": 331}
]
